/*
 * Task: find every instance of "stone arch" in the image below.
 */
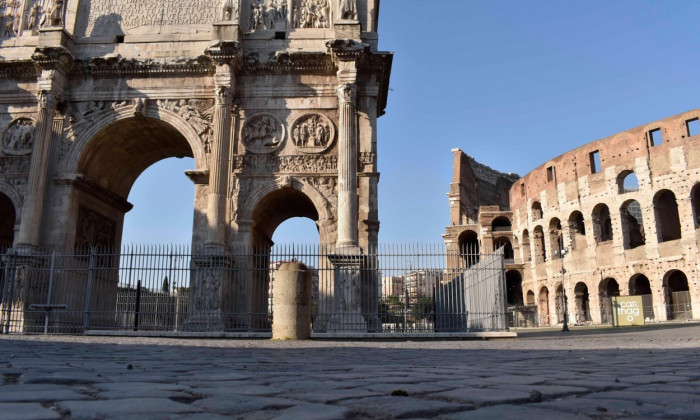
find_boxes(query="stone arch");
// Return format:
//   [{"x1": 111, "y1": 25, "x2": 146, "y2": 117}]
[
  {"x1": 592, "y1": 203, "x2": 613, "y2": 243},
  {"x1": 457, "y1": 229, "x2": 479, "y2": 267},
  {"x1": 526, "y1": 289, "x2": 535, "y2": 306},
  {"x1": 0, "y1": 187, "x2": 18, "y2": 249},
  {"x1": 505, "y1": 270, "x2": 523, "y2": 306},
  {"x1": 629, "y1": 273, "x2": 654, "y2": 321},
  {"x1": 491, "y1": 216, "x2": 511, "y2": 232},
  {"x1": 555, "y1": 283, "x2": 564, "y2": 324},
  {"x1": 63, "y1": 105, "x2": 209, "y2": 175},
  {"x1": 521, "y1": 229, "x2": 531, "y2": 262},
  {"x1": 241, "y1": 177, "x2": 335, "y2": 248},
  {"x1": 654, "y1": 189, "x2": 681, "y2": 242},
  {"x1": 532, "y1": 225, "x2": 545, "y2": 263},
  {"x1": 663, "y1": 270, "x2": 691, "y2": 320},
  {"x1": 598, "y1": 277, "x2": 620, "y2": 324},
  {"x1": 549, "y1": 217, "x2": 563, "y2": 259},
  {"x1": 531, "y1": 201, "x2": 543, "y2": 220},
  {"x1": 568, "y1": 210, "x2": 586, "y2": 251},
  {"x1": 574, "y1": 282, "x2": 591, "y2": 322},
  {"x1": 691, "y1": 183, "x2": 700, "y2": 229},
  {"x1": 64, "y1": 107, "x2": 205, "y2": 250},
  {"x1": 617, "y1": 170, "x2": 639, "y2": 194},
  {"x1": 538, "y1": 286, "x2": 550, "y2": 325},
  {"x1": 620, "y1": 199, "x2": 645, "y2": 249},
  {"x1": 493, "y1": 236, "x2": 513, "y2": 260}
]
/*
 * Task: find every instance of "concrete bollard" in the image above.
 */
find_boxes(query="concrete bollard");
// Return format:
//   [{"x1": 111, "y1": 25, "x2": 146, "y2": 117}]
[{"x1": 272, "y1": 261, "x2": 312, "y2": 340}]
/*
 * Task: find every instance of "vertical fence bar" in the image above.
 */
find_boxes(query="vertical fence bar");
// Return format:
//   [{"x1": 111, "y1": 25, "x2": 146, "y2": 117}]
[
  {"x1": 82, "y1": 248, "x2": 95, "y2": 332},
  {"x1": 42, "y1": 250, "x2": 56, "y2": 335},
  {"x1": 134, "y1": 279, "x2": 141, "y2": 331}
]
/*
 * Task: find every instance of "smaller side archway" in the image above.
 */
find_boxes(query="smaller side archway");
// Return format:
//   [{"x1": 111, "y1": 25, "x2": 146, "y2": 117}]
[
  {"x1": 0, "y1": 191, "x2": 17, "y2": 249},
  {"x1": 691, "y1": 183, "x2": 700, "y2": 229},
  {"x1": 654, "y1": 189, "x2": 681, "y2": 242},
  {"x1": 568, "y1": 211, "x2": 586, "y2": 251},
  {"x1": 491, "y1": 216, "x2": 512, "y2": 232},
  {"x1": 531, "y1": 201, "x2": 543, "y2": 220},
  {"x1": 663, "y1": 270, "x2": 691, "y2": 320},
  {"x1": 538, "y1": 286, "x2": 550, "y2": 325},
  {"x1": 458, "y1": 230, "x2": 479, "y2": 267},
  {"x1": 549, "y1": 218, "x2": 563, "y2": 259},
  {"x1": 493, "y1": 236, "x2": 514, "y2": 260},
  {"x1": 533, "y1": 226, "x2": 546, "y2": 263},
  {"x1": 521, "y1": 229, "x2": 531, "y2": 262},
  {"x1": 505, "y1": 270, "x2": 523, "y2": 306},
  {"x1": 598, "y1": 277, "x2": 620, "y2": 324},
  {"x1": 526, "y1": 289, "x2": 535, "y2": 306}
]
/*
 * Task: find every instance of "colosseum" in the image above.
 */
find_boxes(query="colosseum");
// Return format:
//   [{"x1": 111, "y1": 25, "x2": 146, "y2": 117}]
[{"x1": 445, "y1": 110, "x2": 700, "y2": 326}]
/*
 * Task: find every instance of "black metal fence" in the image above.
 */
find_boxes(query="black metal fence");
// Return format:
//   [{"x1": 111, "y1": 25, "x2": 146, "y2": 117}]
[{"x1": 0, "y1": 244, "x2": 507, "y2": 335}]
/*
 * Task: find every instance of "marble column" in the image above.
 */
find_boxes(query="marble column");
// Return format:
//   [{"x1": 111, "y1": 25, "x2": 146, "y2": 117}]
[
  {"x1": 16, "y1": 90, "x2": 58, "y2": 250},
  {"x1": 336, "y1": 82, "x2": 359, "y2": 249}
]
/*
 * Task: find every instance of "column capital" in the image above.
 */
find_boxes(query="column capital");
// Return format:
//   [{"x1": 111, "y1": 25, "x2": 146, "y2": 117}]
[
  {"x1": 31, "y1": 46, "x2": 74, "y2": 75},
  {"x1": 336, "y1": 83, "x2": 357, "y2": 105}
]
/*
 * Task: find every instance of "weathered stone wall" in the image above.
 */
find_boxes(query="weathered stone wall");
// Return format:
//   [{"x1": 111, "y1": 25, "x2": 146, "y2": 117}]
[{"x1": 510, "y1": 110, "x2": 700, "y2": 324}]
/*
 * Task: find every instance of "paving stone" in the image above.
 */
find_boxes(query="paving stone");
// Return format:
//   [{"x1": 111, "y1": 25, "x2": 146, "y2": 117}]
[
  {"x1": 271, "y1": 403, "x2": 352, "y2": 420},
  {"x1": 285, "y1": 387, "x2": 384, "y2": 403},
  {"x1": 428, "y1": 387, "x2": 532, "y2": 406},
  {"x1": 0, "y1": 403, "x2": 62, "y2": 420},
  {"x1": 438, "y1": 404, "x2": 591, "y2": 419},
  {"x1": 339, "y1": 396, "x2": 472, "y2": 418},
  {"x1": 192, "y1": 394, "x2": 301, "y2": 415},
  {"x1": 56, "y1": 397, "x2": 204, "y2": 419},
  {"x1": 537, "y1": 397, "x2": 667, "y2": 417},
  {"x1": 487, "y1": 384, "x2": 589, "y2": 399},
  {"x1": 19, "y1": 372, "x2": 105, "y2": 385}
]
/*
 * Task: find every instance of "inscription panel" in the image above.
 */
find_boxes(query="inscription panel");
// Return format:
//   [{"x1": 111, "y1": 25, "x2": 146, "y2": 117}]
[{"x1": 76, "y1": 0, "x2": 218, "y2": 37}]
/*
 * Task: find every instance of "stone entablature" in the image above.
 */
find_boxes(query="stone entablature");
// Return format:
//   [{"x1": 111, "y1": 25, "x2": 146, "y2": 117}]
[{"x1": 509, "y1": 110, "x2": 700, "y2": 324}]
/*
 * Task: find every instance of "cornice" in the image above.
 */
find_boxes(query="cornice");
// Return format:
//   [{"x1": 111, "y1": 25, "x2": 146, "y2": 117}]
[
  {"x1": 71, "y1": 55, "x2": 216, "y2": 78},
  {"x1": 205, "y1": 41, "x2": 242, "y2": 68},
  {"x1": 0, "y1": 60, "x2": 39, "y2": 81},
  {"x1": 31, "y1": 46, "x2": 75, "y2": 74},
  {"x1": 242, "y1": 51, "x2": 335, "y2": 75}
]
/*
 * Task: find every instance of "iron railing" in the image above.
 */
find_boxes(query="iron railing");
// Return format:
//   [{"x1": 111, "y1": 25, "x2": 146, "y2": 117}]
[{"x1": 0, "y1": 244, "x2": 508, "y2": 335}]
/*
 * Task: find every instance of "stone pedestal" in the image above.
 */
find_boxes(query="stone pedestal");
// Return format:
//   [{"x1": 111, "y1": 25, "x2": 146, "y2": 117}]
[
  {"x1": 182, "y1": 249, "x2": 232, "y2": 332},
  {"x1": 0, "y1": 251, "x2": 48, "y2": 334},
  {"x1": 328, "y1": 251, "x2": 367, "y2": 332},
  {"x1": 212, "y1": 22, "x2": 241, "y2": 41},
  {"x1": 334, "y1": 21, "x2": 361, "y2": 40},
  {"x1": 272, "y1": 262, "x2": 312, "y2": 340}
]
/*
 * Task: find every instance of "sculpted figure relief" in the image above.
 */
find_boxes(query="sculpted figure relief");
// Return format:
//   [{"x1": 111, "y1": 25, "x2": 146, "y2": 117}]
[
  {"x1": 2, "y1": 10, "x2": 18, "y2": 38},
  {"x1": 2, "y1": 118, "x2": 35, "y2": 156},
  {"x1": 338, "y1": 0, "x2": 357, "y2": 20},
  {"x1": 291, "y1": 113, "x2": 335, "y2": 153},
  {"x1": 241, "y1": 113, "x2": 285, "y2": 154},
  {"x1": 293, "y1": 0, "x2": 330, "y2": 29},
  {"x1": 250, "y1": 0, "x2": 287, "y2": 31},
  {"x1": 221, "y1": 0, "x2": 238, "y2": 21}
]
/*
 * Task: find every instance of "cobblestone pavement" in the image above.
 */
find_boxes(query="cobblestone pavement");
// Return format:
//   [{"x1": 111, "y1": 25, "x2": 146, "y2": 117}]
[{"x1": 1, "y1": 324, "x2": 699, "y2": 419}]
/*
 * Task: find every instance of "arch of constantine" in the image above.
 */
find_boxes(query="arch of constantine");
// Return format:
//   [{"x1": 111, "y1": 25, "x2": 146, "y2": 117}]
[
  {"x1": 445, "y1": 110, "x2": 700, "y2": 326},
  {"x1": 0, "y1": 0, "x2": 392, "y2": 332}
]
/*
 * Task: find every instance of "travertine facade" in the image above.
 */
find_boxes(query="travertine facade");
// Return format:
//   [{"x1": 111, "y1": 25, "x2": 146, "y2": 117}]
[
  {"x1": 448, "y1": 111, "x2": 700, "y2": 325},
  {"x1": 0, "y1": 0, "x2": 391, "y2": 331}
]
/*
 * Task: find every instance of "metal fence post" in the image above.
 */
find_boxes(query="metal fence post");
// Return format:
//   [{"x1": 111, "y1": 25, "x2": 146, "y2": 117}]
[
  {"x1": 2, "y1": 250, "x2": 17, "y2": 334},
  {"x1": 43, "y1": 250, "x2": 56, "y2": 335},
  {"x1": 134, "y1": 279, "x2": 141, "y2": 331},
  {"x1": 82, "y1": 248, "x2": 96, "y2": 332}
]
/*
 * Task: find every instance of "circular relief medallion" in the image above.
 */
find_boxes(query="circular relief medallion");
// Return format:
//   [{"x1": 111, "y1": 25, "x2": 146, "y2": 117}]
[
  {"x1": 291, "y1": 113, "x2": 336, "y2": 154},
  {"x1": 2, "y1": 118, "x2": 35, "y2": 156},
  {"x1": 241, "y1": 113, "x2": 286, "y2": 154}
]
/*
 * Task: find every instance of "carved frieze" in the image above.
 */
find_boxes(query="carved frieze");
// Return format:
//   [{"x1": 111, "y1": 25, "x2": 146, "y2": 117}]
[
  {"x1": 233, "y1": 154, "x2": 337, "y2": 174},
  {"x1": 358, "y1": 151, "x2": 375, "y2": 172},
  {"x1": 156, "y1": 100, "x2": 215, "y2": 154},
  {"x1": 249, "y1": 0, "x2": 287, "y2": 31},
  {"x1": 2, "y1": 118, "x2": 35, "y2": 155},
  {"x1": 220, "y1": 0, "x2": 239, "y2": 21},
  {"x1": 241, "y1": 113, "x2": 285, "y2": 154},
  {"x1": 1, "y1": 1, "x2": 20, "y2": 39},
  {"x1": 5, "y1": 175, "x2": 27, "y2": 198},
  {"x1": 74, "y1": 206, "x2": 116, "y2": 251},
  {"x1": 74, "y1": 55, "x2": 214, "y2": 78},
  {"x1": 0, "y1": 156, "x2": 30, "y2": 175},
  {"x1": 338, "y1": 0, "x2": 357, "y2": 20},
  {"x1": 301, "y1": 176, "x2": 337, "y2": 200},
  {"x1": 293, "y1": 0, "x2": 330, "y2": 28},
  {"x1": 291, "y1": 113, "x2": 335, "y2": 154}
]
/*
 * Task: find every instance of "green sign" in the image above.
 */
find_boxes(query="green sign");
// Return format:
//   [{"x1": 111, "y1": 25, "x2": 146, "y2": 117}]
[{"x1": 611, "y1": 296, "x2": 645, "y2": 326}]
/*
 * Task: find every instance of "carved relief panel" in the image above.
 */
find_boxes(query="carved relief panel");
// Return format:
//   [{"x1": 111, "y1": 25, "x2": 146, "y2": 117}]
[
  {"x1": 74, "y1": 206, "x2": 117, "y2": 251},
  {"x1": 293, "y1": 0, "x2": 330, "y2": 28},
  {"x1": 291, "y1": 113, "x2": 335, "y2": 153},
  {"x1": 1, "y1": 0, "x2": 21, "y2": 38},
  {"x1": 2, "y1": 118, "x2": 34, "y2": 155},
  {"x1": 249, "y1": 0, "x2": 288, "y2": 31},
  {"x1": 241, "y1": 113, "x2": 285, "y2": 154}
]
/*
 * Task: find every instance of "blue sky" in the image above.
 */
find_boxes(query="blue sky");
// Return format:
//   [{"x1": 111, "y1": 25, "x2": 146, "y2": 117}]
[{"x1": 122, "y1": 1, "x2": 700, "y2": 245}]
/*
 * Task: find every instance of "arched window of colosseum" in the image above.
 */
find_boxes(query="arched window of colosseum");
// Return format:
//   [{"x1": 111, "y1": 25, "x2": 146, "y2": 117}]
[
  {"x1": 592, "y1": 204, "x2": 613, "y2": 243},
  {"x1": 531, "y1": 201, "x2": 543, "y2": 220},
  {"x1": 526, "y1": 290, "x2": 535, "y2": 306},
  {"x1": 574, "y1": 282, "x2": 592, "y2": 322},
  {"x1": 568, "y1": 211, "x2": 587, "y2": 251},
  {"x1": 687, "y1": 118, "x2": 700, "y2": 137},
  {"x1": 598, "y1": 277, "x2": 620, "y2": 324},
  {"x1": 554, "y1": 284, "x2": 564, "y2": 324},
  {"x1": 617, "y1": 171, "x2": 639, "y2": 194},
  {"x1": 549, "y1": 218, "x2": 563, "y2": 259},
  {"x1": 620, "y1": 200, "x2": 645, "y2": 249},
  {"x1": 691, "y1": 184, "x2": 700, "y2": 229},
  {"x1": 491, "y1": 216, "x2": 511, "y2": 232},
  {"x1": 654, "y1": 189, "x2": 681, "y2": 242},
  {"x1": 538, "y1": 287, "x2": 550, "y2": 326},
  {"x1": 521, "y1": 230, "x2": 531, "y2": 262},
  {"x1": 663, "y1": 270, "x2": 691, "y2": 321},
  {"x1": 533, "y1": 226, "x2": 546, "y2": 263},
  {"x1": 493, "y1": 237, "x2": 514, "y2": 260},
  {"x1": 629, "y1": 273, "x2": 655, "y2": 321},
  {"x1": 458, "y1": 230, "x2": 479, "y2": 267},
  {"x1": 506, "y1": 270, "x2": 523, "y2": 306}
]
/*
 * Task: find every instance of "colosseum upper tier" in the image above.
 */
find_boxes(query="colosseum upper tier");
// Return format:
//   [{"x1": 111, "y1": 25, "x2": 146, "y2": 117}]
[{"x1": 511, "y1": 109, "x2": 700, "y2": 325}]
